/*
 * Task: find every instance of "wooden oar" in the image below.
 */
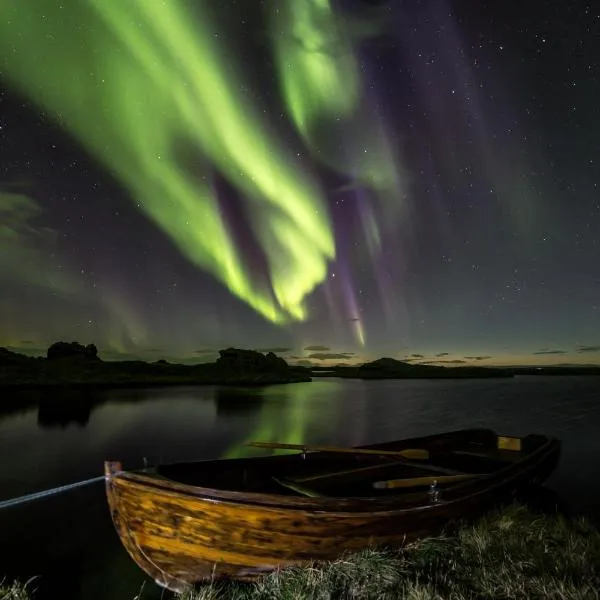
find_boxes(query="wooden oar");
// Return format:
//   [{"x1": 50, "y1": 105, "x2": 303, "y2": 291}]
[
  {"x1": 248, "y1": 442, "x2": 465, "y2": 476},
  {"x1": 373, "y1": 473, "x2": 484, "y2": 490},
  {"x1": 247, "y1": 441, "x2": 430, "y2": 460}
]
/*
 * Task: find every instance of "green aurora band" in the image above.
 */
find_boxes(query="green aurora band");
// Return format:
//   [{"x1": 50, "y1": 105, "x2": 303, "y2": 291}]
[
  {"x1": 269, "y1": 0, "x2": 360, "y2": 137},
  {"x1": 269, "y1": 0, "x2": 404, "y2": 200},
  {"x1": 0, "y1": 1, "x2": 335, "y2": 323}
]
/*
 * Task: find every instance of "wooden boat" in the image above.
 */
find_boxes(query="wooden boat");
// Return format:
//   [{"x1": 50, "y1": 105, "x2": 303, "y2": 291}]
[{"x1": 105, "y1": 428, "x2": 560, "y2": 592}]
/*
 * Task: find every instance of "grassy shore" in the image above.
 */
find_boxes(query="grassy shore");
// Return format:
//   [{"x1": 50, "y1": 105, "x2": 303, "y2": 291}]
[
  {"x1": 0, "y1": 578, "x2": 32, "y2": 599},
  {"x1": 3, "y1": 504, "x2": 599, "y2": 599},
  {"x1": 184, "y1": 504, "x2": 599, "y2": 600}
]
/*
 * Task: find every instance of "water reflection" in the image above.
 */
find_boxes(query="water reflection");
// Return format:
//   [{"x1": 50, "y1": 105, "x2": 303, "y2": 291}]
[
  {"x1": 37, "y1": 396, "x2": 96, "y2": 429},
  {"x1": 222, "y1": 380, "x2": 344, "y2": 458},
  {"x1": 214, "y1": 387, "x2": 266, "y2": 416}
]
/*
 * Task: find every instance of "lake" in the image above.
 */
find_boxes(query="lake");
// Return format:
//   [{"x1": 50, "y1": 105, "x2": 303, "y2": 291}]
[{"x1": 0, "y1": 376, "x2": 599, "y2": 599}]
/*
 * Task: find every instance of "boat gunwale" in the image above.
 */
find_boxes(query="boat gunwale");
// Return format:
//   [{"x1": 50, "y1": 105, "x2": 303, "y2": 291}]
[{"x1": 107, "y1": 434, "x2": 560, "y2": 514}]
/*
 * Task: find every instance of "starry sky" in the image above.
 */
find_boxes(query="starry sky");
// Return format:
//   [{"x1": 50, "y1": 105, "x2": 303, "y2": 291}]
[{"x1": 0, "y1": 0, "x2": 599, "y2": 367}]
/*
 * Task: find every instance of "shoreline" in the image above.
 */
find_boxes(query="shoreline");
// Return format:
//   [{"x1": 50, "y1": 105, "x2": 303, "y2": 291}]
[
  {"x1": 0, "y1": 377, "x2": 311, "y2": 390},
  {"x1": 5, "y1": 370, "x2": 600, "y2": 390},
  {"x1": 3, "y1": 502, "x2": 598, "y2": 599},
  {"x1": 3, "y1": 342, "x2": 600, "y2": 390}
]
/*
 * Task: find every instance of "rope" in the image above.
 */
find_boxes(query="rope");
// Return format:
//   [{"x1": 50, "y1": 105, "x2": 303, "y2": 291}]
[{"x1": 0, "y1": 475, "x2": 105, "y2": 511}]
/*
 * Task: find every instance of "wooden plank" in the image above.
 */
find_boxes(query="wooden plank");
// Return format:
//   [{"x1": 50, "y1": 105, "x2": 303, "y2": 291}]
[
  {"x1": 247, "y1": 441, "x2": 429, "y2": 460},
  {"x1": 497, "y1": 436, "x2": 522, "y2": 451},
  {"x1": 291, "y1": 457, "x2": 466, "y2": 484},
  {"x1": 272, "y1": 477, "x2": 322, "y2": 497},
  {"x1": 373, "y1": 473, "x2": 484, "y2": 490},
  {"x1": 453, "y1": 449, "x2": 523, "y2": 462},
  {"x1": 386, "y1": 457, "x2": 467, "y2": 476},
  {"x1": 292, "y1": 462, "x2": 399, "y2": 483}
]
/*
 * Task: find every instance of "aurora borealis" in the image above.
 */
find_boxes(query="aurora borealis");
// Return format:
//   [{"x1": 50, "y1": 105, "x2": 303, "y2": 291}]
[{"x1": 1, "y1": 0, "x2": 599, "y2": 367}]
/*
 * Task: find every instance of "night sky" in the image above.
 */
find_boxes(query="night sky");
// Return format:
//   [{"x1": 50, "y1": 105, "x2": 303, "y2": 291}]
[{"x1": 1, "y1": 0, "x2": 599, "y2": 367}]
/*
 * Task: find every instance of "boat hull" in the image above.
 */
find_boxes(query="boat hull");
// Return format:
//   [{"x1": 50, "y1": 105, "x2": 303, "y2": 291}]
[{"x1": 105, "y1": 431, "x2": 560, "y2": 592}]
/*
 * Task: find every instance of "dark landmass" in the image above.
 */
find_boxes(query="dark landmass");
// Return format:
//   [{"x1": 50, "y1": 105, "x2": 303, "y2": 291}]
[
  {"x1": 311, "y1": 357, "x2": 600, "y2": 379},
  {"x1": 510, "y1": 365, "x2": 600, "y2": 376},
  {"x1": 0, "y1": 343, "x2": 311, "y2": 388},
  {"x1": 311, "y1": 357, "x2": 514, "y2": 379},
  {"x1": 2, "y1": 344, "x2": 599, "y2": 390}
]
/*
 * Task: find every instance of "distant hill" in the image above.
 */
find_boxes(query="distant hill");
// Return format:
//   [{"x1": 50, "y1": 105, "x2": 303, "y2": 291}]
[
  {"x1": 363, "y1": 357, "x2": 413, "y2": 370},
  {"x1": 311, "y1": 357, "x2": 600, "y2": 379},
  {"x1": 312, "y1": 356, "x2": 511, "y2": 379}
]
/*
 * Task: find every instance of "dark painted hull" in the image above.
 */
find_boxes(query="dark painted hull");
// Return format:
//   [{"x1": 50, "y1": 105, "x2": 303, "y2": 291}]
[{"x1": 105, "y1": 429, "x2": 560, "y2": 592}]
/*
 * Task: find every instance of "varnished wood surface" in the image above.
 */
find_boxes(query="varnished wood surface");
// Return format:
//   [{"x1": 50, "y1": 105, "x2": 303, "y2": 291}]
[{"x1": 105, "y1": 428, "x2": 560, "y2": 592}]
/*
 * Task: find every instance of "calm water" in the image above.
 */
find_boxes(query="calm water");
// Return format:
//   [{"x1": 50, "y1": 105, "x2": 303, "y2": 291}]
[{"x1": 0, "y1": 376, "x2": 599, "y2": 599}]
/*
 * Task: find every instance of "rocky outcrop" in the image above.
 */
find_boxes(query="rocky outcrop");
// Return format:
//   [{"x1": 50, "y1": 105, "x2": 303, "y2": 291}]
[
  {"x1": 216, "y1": 348, "x2": 289, "y2": 373},
  {"x1": 1, "y1": 343, "x2": 309, "y2": 387},
  {"x1": 47, "y1": 342, "x2": 99, "y2": 361},
  {"x1": 0, "y1": 347, "x2": 35, "y2": 365}
]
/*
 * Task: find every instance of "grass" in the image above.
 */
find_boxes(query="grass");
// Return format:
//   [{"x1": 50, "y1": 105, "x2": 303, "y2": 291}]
[
  {"x1": 3, "y1": 504, "x2": 599, "y2": 599},
  {"x1": 0, "y1": 578, "x2": 35, "y2": 600}
]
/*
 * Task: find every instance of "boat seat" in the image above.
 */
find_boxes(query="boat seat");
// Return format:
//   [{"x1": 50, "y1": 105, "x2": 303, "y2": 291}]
[
  {"x1": 288, "y1": 459, "x2": 466, "y2": 487},
  {"x1": 452, "y1": 449, "x2": 523, "y2": 463},
  {"x1": 373, "y1": 472, "x2": 484, "y2": 490}
]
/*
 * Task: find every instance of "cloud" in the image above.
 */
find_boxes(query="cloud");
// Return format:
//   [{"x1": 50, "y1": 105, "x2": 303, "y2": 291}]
[
  {"x1": 194, "y1": 348, "x2": 217, "y2": 355},
  {"x1": 296, "y1": 359, "x2": 314, "y2": 367},
  {"x1": 254, "y1": 347, "x2": 292, "y2": 353},
  {"x1": 464, "y1": 356, "x2": 491, "y2": 360},
  {"x1": 424, "y1": 359, "x2": 467, "y2": 364},
  {"x1": 307, "y1": 352, "x2": 354, "y2": 360},
  {"x1": 410, "y1": 353, "x2": 424, "y2": 358},
  {"x1": 435, "y1": 352, "x2": 449, "y2": 357},
  {"x1": 0, "y1": 192, "x2": 77, "y2": 294},
  {"x1": 304, "y1": 345, "x2": 330, "y2": 351},
  {"x1": 577, "y1": 345, "x2": 600, "y2": 353},
  {"x1": 348, "y1": 318, "x2": 360, "y2": 322},
  {"x1": 19, "y1": 340, "x2": 34, "y2": 345},
  {"x1": 533, "y1": 350, "x2": 567, "y2": 355}
]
